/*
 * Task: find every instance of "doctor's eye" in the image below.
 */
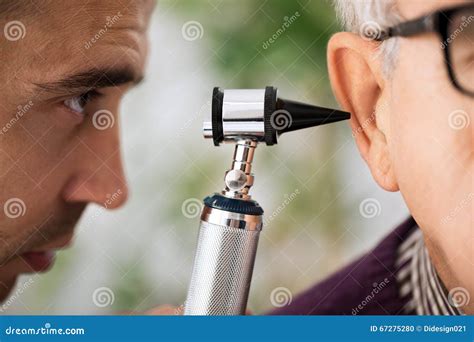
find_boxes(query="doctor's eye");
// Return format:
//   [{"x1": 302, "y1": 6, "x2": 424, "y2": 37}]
[{"x1": 63, "y1": 90, "x2": 102, "y2": 115}]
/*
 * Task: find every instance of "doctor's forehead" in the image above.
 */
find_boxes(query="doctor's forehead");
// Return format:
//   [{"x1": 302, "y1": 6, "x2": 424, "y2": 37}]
[
  {"x1": 0, "y1": 0, "x2": 155, "y2": 42},
  {"x1": 0, "y1": 0, "x2": 155, "y2": 47},
  {"x1": 0, "y1": 0, "x2": 155, "y2": 87},
  {"x1": 0, "y1": 1, "x2": 155, "y2": 19}
]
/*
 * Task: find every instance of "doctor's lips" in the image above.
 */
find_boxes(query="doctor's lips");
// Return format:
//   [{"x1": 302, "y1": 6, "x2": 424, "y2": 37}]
[
  {"x1": 20, "y1": 238, "x2": 73, "y2": 272},
  {"x1": 20, "y1": 251, "x2": 56, "y2": 272}
]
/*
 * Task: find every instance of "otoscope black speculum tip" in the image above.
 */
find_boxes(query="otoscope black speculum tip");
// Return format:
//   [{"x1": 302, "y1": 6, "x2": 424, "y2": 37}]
[{"x1": 203, "y1": 86, "x2": 351, "y2": 146}]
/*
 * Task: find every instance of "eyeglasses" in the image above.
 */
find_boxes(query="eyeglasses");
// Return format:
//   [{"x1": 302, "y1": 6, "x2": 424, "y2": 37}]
[{"x1": 374, "y1": 4, "x2": 474, "y2": 97}]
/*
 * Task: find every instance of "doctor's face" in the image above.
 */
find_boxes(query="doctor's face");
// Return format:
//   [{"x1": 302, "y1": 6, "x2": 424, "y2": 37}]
[{"x1": 0, "y1": 0, "x2": 154, "y2": 301}]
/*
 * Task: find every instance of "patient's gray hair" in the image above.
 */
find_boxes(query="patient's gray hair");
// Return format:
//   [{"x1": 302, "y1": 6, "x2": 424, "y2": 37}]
[{"x1": 333, "y1": 0, "x2": 402, "y2": 76}]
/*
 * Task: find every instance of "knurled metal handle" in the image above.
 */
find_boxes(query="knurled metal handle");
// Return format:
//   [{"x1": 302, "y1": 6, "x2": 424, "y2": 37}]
[{"x1": 184, "y1": 221, "x2": 260, "y2": 315}]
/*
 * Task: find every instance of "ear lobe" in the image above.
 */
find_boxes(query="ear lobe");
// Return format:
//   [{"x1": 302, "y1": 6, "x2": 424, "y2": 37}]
[{"x1": 327, "y1": 32, "x2": 399, "y2": 192}]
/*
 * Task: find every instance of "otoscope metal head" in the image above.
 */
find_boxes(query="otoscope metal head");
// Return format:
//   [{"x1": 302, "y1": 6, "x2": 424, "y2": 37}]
[{"x1": 203, "y1": 86, "x2": 351, "y2": 146}]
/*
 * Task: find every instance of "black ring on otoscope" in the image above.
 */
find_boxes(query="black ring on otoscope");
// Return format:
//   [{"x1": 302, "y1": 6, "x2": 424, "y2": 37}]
[
  {"x1": 211, "y1": 87, "x2": 224, "y2": 146},
  {"x1": 264, "y1": 86, "x2": 278, "y2": 146},
  {"x1": 204, "y1": 193, "x2": 264, "y2": 216}
]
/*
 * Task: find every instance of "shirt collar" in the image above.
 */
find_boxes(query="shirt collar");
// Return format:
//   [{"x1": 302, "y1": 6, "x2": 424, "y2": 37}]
[{"x1": 396, "y1": 227, "x2": 465, "y2": 315}]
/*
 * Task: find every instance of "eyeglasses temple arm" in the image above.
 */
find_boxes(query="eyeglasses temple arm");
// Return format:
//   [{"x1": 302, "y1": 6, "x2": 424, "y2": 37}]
[{"x1": 377, "y1": 14, "x2": 437, "y2": 41}]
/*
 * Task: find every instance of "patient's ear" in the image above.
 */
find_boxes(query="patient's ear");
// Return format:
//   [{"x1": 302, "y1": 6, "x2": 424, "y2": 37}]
[{"x1": 327, "y1": 32, "x2": 399, "y2": 192}]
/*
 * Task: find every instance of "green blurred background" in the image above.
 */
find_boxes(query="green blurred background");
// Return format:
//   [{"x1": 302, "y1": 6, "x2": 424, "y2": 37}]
[{"x1": 3, "y1": 0, "x2": 408, "y2": 314}]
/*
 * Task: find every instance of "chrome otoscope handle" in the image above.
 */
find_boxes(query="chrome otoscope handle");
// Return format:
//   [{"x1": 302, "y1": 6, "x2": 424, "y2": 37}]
[{"x1": 184, "y1": 206, "x2": 262, "y2": 315}]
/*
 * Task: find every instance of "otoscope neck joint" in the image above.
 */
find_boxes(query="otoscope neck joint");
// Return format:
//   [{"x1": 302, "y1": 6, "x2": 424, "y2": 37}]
[{"x1": 222, "y1": 139, "x2": 257, "y2": 200}]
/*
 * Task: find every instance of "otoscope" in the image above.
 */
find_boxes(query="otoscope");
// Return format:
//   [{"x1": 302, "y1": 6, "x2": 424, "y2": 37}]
[{"x1": 184, "y1": 86, "x2": 350, "y2": 315}]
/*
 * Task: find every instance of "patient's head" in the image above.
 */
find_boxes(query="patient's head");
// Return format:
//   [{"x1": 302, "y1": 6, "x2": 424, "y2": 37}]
[
  {"x1": 328, "y1": 0, "x2": 473, "y2": 313},
  {"x1": 0, "y1": 0, "x2": 154, "y2": 301}
]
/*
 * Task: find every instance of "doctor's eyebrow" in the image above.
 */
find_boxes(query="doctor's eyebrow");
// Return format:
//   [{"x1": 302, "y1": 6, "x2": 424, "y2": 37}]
[{"x1": 35, "y1": 67, "x2": 144, "y2": 95}]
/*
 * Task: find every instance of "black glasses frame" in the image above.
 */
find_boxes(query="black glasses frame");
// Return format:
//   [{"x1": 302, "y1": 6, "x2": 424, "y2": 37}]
[{"x1": 375, "y1": 4, "x2": 474, "y2": 97}]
